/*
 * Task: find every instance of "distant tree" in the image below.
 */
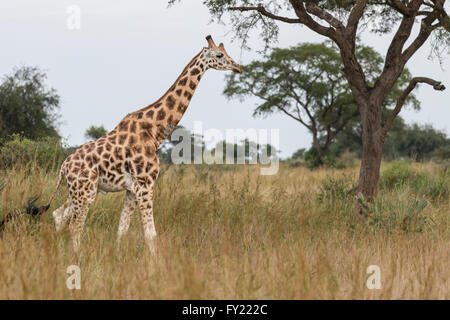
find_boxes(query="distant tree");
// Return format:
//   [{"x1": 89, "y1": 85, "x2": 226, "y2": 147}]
[
  {"x1": 0, "y1": 66, "x2": 60, "y2": 142},
  {"x1": 157, "y1": 126, "x2": 205, "y2": 164},
  {"x1": 211, "y1": 138, "x2": 278, "y2": 163},
  {"x1": 225, "y1": 42, "x2": 418, "y2": 167},
  {"x1": 291, "y1": 148, "x2": 306, "y2": 159},
  {"x1": 384, "y1": 123, "x2": 449, "y2": 161},
  {"x1": 335, "y1": 115, "x2": 449, "y2": 161},
  {"x1": 85, "y1": 125, "x2": 107, "y2": 140}
]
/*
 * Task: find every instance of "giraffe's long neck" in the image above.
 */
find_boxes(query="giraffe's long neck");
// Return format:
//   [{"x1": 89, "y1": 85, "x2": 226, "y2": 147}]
[{"x1": 127, "y1": 50, "x2": 207, "y2": 149}]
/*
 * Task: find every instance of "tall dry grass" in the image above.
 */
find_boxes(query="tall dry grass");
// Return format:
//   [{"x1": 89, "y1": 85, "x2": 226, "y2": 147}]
[{"x1": 0, "y1": 161, "x2": 448, "y2": 299}]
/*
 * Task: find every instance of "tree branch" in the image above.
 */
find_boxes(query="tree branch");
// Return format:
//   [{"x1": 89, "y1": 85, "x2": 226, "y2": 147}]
[
  {"x1": 382, "y1": 77, "x2": 445, "y2": 136},
  {"x1": 289, "y1": 0, "x2": 338, "y2": 40},
  {"x1": 346, "y1": 0, "x2": 368, "y2": 45},
  {"x1": 228, "y1": 4, "x2": 301, "y2": 24},
  {"x1": 304, "y1": 1, "x2": 345, "y2": 30}
]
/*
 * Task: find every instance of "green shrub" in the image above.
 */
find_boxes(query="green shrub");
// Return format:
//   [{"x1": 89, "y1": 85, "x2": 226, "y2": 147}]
[
  {"x1": 0, "y1": 134, "x2": 72, "y2": 171},
  {"x1": 379, "y1": 160, "x2": 449, "y2": 200},
  {"x1": 316, "y1": 174, "x2": 357, "y2": 208},
  {"x1": 365, "y1": 196, "x2": 434, "y2": 233}
]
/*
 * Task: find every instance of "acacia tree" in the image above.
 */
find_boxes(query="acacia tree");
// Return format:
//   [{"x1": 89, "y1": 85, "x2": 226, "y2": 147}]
[
  {"x1": 171, "y1": 0, "x2": 449, "y2": 202},
  {"x1": 223, "y1": 42, "x2": 418, "y2": 166},
  {"x1": 85, "y1": 125, "x2": 107, "y2": 140}
]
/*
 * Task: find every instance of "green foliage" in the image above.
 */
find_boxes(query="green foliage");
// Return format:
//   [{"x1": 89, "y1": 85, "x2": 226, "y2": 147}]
[
  {"x1": 185, "y1": 0, "x2": 449, "y2": 57},
  {"x1": 0, "y1": 66, "x2": 60, "y2": 141},
  {"x1": 383, "y1": 123, "x2": 449, "y2": 161},
  {"x1": 0, "y1": 134, "x2": 72, "y2": 172},
  {"x1": 379, "y1": 161, "x2": 449, "y2": 200},
  {"x1": 364, "y1": 196, "x2": 434, "y2": 234},
  {"x1": 316, "y1": 174, "x2": 357, "y2": 208},
  {"x1": 85, "y1": 125, "x2": 108, "y2": 141},
  {"x1": 315, "y1": 167, "x2": 442, "y2": 233}
]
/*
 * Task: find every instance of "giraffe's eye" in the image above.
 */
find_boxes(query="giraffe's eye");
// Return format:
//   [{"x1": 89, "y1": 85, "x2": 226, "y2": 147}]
[{"x1": 216, "y1": 53, "x2": 224, "y2": 59}]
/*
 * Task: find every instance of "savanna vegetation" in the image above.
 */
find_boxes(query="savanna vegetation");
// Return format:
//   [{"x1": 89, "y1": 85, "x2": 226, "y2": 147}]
[
  {"x1": 1, "y1": 1, "x2": 449, "y2": 299},
  {"x1": 0, "y1": 156, "x2": 448, "y2": 298}
]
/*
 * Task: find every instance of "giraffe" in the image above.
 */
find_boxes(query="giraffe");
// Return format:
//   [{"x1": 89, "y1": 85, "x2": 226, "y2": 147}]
[{"x1": 38, "y1": 35, "x2": 242, "y2": 253}]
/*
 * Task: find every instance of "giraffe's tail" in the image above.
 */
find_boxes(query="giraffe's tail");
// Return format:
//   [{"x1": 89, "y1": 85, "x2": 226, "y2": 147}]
[
  {"x1": 0, "y1": 168, "x2": 65, "y2": 234},
  {"x1": 29, "y1": 166, "x2": 65, "y2": 215}
]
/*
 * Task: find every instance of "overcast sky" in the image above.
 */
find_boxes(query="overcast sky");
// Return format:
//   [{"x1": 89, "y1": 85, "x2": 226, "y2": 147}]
[{"x1": 0, "y1": 0, "x2": 448, "y2": 158}]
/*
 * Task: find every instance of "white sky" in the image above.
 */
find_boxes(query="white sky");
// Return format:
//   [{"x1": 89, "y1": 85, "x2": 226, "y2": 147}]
[{"x1": 0, "y1": 0, "x2": 448, "y2": 158}]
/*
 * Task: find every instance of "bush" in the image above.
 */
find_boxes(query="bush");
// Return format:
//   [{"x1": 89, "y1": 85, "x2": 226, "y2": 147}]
[
  {"x1": 379, "y1": 160, "x2": 449, "y2": 200},
  {"x1": 365, "y1": 196, "x2": 434, "y2": 233},
  {"x1": 0, "y1": 134, "x2": 72, "y2": 171},
  {"x1": 316, "y1": 174, "x2": 357, "y2": 208}
]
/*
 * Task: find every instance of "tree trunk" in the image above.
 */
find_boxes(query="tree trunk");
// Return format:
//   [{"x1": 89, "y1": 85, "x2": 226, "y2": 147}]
[
  {"x1": 312, "y1": 133, "x2": 324, "y2": 163},
  {"x1": 357, "y1": 101, "x2": 383, "y2": 202}
]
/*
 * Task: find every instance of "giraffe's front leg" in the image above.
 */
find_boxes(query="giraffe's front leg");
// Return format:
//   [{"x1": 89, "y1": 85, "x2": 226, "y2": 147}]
[
  {"x1": 134, "y1": 182, "x2": 157, "y2": 254},
  {"x1": 117, "y1": 191, "x2": 137, "y2": 246}
]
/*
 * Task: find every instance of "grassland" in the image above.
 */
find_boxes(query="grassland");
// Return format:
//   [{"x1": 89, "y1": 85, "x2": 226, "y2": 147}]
[{"x1": 0, "y1": 161, "x2": 448, "y2": 299}]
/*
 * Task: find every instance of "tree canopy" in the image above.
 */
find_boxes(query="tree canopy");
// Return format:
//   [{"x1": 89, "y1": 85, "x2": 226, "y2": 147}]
[
  {"x1": 0, "y1": 66, "x2": 61, "y2": 142},
  {"x1": 85, "y1": 125, "x2": 108, "y2": 141},
  {"x1": 224, "y1": 41, "x2": 418, "y2": 165}
]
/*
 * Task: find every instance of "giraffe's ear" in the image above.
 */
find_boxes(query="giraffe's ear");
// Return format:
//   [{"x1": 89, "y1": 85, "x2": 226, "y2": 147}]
[
  {"x1": 206, "y1": 35, "x2": 217, "y2": 48},
  {"x1": 218, "y1": 43, "x2": 225, "y2": 50}
]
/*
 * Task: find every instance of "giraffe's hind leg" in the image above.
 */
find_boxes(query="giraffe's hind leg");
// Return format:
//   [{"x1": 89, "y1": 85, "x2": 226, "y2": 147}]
[
  {"x1": 52, "y1": 199, "x2": 72, "y2": 232},
  {"x1": 68, "y1": 181, "x2": 98, "y2": 251},
  {"x1": 117, "y1": 191, "x2": 137, "y2": 245}
]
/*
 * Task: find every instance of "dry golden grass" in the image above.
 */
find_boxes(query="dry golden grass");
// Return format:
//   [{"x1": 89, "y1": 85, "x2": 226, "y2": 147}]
[{"x1": 0, "y1": 162, "x2": 448, "y2": 299}]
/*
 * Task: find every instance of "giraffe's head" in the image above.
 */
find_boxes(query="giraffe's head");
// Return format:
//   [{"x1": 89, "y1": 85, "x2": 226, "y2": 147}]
[{"x1": 202, "y1": 35, "x2": 242, "y2": 74}]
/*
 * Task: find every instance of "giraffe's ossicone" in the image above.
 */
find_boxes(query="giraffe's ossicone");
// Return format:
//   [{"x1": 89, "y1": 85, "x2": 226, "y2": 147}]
[{"x1": 44, "y1": 35, "x2": 242, "y2": 252}]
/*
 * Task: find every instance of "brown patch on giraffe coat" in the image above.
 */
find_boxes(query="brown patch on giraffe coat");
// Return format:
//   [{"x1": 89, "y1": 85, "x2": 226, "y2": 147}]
[
  {"x1": 157, "y1": 109, "x2": 166, "y2": 121},
  {"x1": 137, "y1": 112, "x2": 143, "y2": 119},
  {"x1": 184, "y1": 91, "x2": 192, "y2": 100},
  {"x1": 97, "y1": 146, "x2": 104, "y2": 155},
  {"x1": 140, "y1": 122, "x2": 152, "y2": 131},
  {"x1": 119, "y1": 120, "x2": 129, "y2": 131},
  {"x1": 114, "y1": 147, "x2": 123, "y2": 161},
  {"x1": 146, "y1": 110, "x2": 154, "y2": 119},
  {"x1": 144, "y1": 146, "x2": 153, "y2": 158},
  {"x1": 166, "y1": 94, "x2": 175, "y2": 109},
  {"x1": 119, "y1": 134, "x2": 127, "y2": 145},
  {"x1": 177, "y1": 102, "x2": 187, "y2": 113},
  {"x1": 189, "y1": 81, "x2": 196, "y2": 90},
  {"x1": 105, "y1": 143, "x2": 112, "y2": 152},
  {"x1": 130, "y1": 121, "x2": 137, "y2": 133},
  {"x1": 179, "y1": 77, "x2": 188, "y2": 86},
  {"x1": 190, "y1": 68, "x2": 200, "y2": 76},
  {"x1": 176, "y1": 89, "x2": 182, "y2": 96},
  {"x1": 133, "y1": 144, "x2": 142, "y2": 154},
  {"x1": 108, "y1": 135, "x2": 117, "y2": 144},
  {"x1": 128, "y1": 135, "x2": 136, "y2": 146},
  {"x1": 125, "y1": 147, "x2": 132, "y2": 158},
  {"x1": 153, "y1": 102, "x2": 162, "y2": 109},
  {"x1": 140, "y1": 130, "x2": 151, "y2": 142}
]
